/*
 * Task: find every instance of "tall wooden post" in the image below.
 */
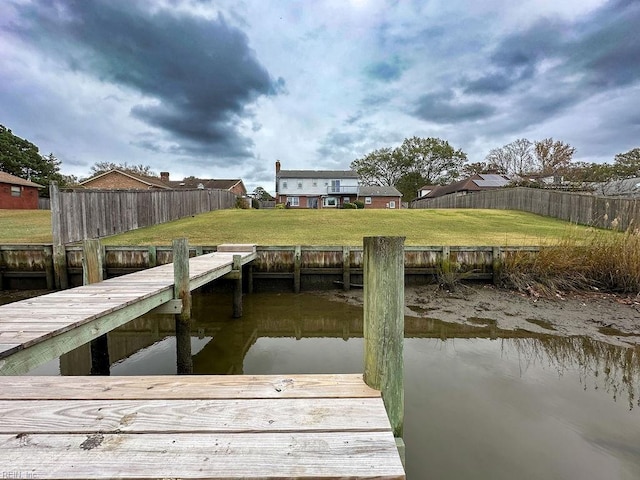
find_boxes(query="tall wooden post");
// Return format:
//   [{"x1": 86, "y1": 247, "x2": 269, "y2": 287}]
[
  {"x1": 492, "y1": 246, "x2": 502, "y2": 285},
  {"x1": 342, "y1": 246, "x2": 351, "y2": 291},
  {"x1": 83, "y1": 238, "x2": 110, "y2": 376},
  {"x1": 293, "y1": 245, "x2": 301, "y2": 293},
  {"x1": 50, "y1": 182, "x2": 68, "y2": 289},
  {"x1": 43, "y1": 245, "x2": 55, "y2": 290},
  {"x1": 232, "y1": 254, "x2": 243, "y2": 318},
  {"x1": 363, "y1": 236, "x2": 405, "y2": 441},
  {"x1": 173, "y1": 238, "x2": 192, "y2": 374}
]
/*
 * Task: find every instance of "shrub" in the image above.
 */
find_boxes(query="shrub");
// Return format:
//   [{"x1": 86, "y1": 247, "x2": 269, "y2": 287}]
[
  {"x1": 500, "y1": 227, "x2": 640, "y2": 295},
  {"x1": 251, "y1": 198, "x2": 260, "y2": 209},
  {"x1": 275, "y1": 203, "x2": 286, "y2": 209},
  {"x1": 353, "y1": 200, "x2": 365, "y2": 209},
  {"x1": 235, "y1": 197, "x2": 250, "y2": 209},
  {"x1": 342, "y1": 202, "x2": 357, "y2": 209}
]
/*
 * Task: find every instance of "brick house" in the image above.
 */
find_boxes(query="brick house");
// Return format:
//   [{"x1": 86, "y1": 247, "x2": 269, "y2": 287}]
[
  {"x1": 0, "y1": 171, "x2": 43, "y2": 209},
  {"x1": 275, "y1": 161, "x2": 401, "y2": 208},
  {"x1": 163, "y1": 173, "x2": 247, "y2": 196},
  {"x1": 79, "y1": 169, "x2": 246, "y2": 196},
  {"x1": 79, "y1": 169, "x2": 170, "y2": 190},
  {"x1": 417, "y1": 174, "x2": 510, "y2": 199}
]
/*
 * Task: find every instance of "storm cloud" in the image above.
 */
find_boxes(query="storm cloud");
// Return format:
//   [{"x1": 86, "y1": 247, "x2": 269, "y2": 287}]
[{"x1": 6, "y1": 0, "x2": 282, "y2": 158}]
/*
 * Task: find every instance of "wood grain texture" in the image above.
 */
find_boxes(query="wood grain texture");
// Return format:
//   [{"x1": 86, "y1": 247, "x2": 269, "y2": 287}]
[
  {"x1": 0, "y1": 374, "x2": 380, "y2": 400},
  {"x1": 0, "y1": 374, "x2": 405, "y2": 479}
]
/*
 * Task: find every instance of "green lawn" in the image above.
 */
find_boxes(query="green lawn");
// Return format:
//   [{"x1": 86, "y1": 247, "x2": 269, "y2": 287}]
[
  {"x1": 0, "y1": 209, "x2": 52, "y2": 243},
  {"x1": 100, "y1": 209, "x2": 594, "y2": 246},
  {"x1": 0, "y1": 208, "x2": 601, "y2": 246}
]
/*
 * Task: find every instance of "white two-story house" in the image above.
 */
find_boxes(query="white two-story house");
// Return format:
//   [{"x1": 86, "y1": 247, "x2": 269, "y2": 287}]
[{"x1": 275, "y1": 161, "x2": 401, "y2": 208}]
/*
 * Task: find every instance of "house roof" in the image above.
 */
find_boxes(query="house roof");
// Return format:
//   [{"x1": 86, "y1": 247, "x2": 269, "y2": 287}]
[
  {"x1": 359, "y1": 185, "x2": 402, "y2": 197},
  {"x1": 277, "y1": 170, "x2": 359, "y2": 179},
  {"x1": 420, "y1": 174, "x2": 509, "y2": 198},
  {"x1": 79, "y1": 169, "x2": 171, "y2": 189},
  {"x1": 168, "y1": 178, "x2": 244, "y2": 191},
  {"x1": 593, "y1": 177, "x2": 640, "y2": 196},
  {"x1": 0, "y1": 171, "x2": 44, "y2": 188}
]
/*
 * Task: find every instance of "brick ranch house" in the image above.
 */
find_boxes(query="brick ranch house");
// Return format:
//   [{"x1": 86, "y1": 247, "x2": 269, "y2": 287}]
[
  {"x1": 275, "y1": 161, "x2": 401, "y2": 209},
  {"x1": 0, "y1": 171, "x2": 43, "y2": 209},
  {"x1": 79, "y1": 169, "x2": 247, "y2": 196}
]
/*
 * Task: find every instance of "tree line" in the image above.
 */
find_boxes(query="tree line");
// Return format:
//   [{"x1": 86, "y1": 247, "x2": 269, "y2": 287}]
[{"x1": 351, "y1": 136, "x2": 640, "y2": 200}]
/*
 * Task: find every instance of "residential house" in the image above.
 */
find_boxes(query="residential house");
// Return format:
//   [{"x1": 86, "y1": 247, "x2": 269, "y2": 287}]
[
  {"x1": 0, "y1": 171, "x2": 43, "y2": 209},
  {"x1": 275, "y1": 161, "x2": 401, "y2": 208},
  {"x1": 417, "y1": 174, "x2": 510, "y2": 199},
  {"x1": 79, "y1": 169, "x2": 246, "y2": 196},
  {"x1": 163, "y1": 173, "x2": 247, "y2": 196},
  {"x1": 79, "y1": 169, "x2": 170, "y2": 190}
]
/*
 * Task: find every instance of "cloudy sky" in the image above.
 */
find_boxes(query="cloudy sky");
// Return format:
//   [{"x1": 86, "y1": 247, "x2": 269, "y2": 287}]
[{"x1": 1, "y1": 0, "x2": 639, "y2": 193}]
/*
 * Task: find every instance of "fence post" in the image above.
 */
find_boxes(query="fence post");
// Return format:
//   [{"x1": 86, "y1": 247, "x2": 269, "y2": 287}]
[
  {"x1": 173, "y1": 238, "x2": 192, "y2": 374},
  {"x1": 83, "y1": 238, "x2": 110, "y2": 375},
  {"x1": 363, "y1": 236, "x2": 405, "y2": 443},
  {"x1": 50, "y1": 182, "x2": 68, "y2": 289}
]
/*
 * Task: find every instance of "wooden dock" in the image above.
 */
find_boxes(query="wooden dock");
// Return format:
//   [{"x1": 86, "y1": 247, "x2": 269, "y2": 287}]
[
  {"x1": 0, "y1": 244, "x2": 257, "y2": 375},
  {"x1": 0, "y1": 374, "x2": 405, "y2": 479}
]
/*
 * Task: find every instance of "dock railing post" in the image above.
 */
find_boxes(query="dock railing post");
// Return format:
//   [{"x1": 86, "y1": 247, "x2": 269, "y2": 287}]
[
  {"x1": 173, "y1": 238, "x2": 193, "y2": 374},
  {"x1": 83, "y1": 238, "x2": 110, "y2": 375},
  {"x1": 363, "y1": 236, "x2": 405, "y2": 455}
]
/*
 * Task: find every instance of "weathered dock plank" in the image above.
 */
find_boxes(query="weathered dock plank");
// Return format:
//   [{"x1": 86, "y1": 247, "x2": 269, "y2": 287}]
[
  {"x1": 0, "y1": 374, "x2": 405, "y2": 479},
  {"x1": 0, "y1": 246, "x2": 257, "y2": 375}
]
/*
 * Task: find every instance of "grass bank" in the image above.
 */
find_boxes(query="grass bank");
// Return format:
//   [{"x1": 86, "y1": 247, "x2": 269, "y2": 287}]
[
  {"x1": 99, "y1": 208, "x2": 595, "y2": 246},
  {"x1": 0, "y1": 209, "x2": 52, "y2": 243}
]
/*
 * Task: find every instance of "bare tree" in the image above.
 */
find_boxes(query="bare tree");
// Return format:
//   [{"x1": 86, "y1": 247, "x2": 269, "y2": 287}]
[
  {"x1": 534, "y1": 138, "x2": 576, "y2": 176},
  {"x1": 485, "y1": 138, "x2": 534, "y2": 175}
]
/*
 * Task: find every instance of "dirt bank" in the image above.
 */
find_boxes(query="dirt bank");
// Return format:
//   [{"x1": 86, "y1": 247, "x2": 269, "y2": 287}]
[{"x1": 324, "y1": 284, "x2": 640, "y2": 347}]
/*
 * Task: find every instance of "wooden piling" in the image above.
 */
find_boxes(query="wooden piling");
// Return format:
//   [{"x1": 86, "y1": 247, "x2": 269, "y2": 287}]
[
  {"x1": 232, "y1": 254, "x2": 243, "y2": 318},
  {"x1": 50, "y1": 182, "x2": 68, "y2": 290},
  {"x1": 43, "y1": 246, "x2": 55, "y2": 290},
  {"x1": 293, "y1": 245, "x2": 301, "y2": 293},
  {"x1": 363, "y1": 236, "x2": 404, "y2": 439},
  {"x1": 83, "y1": 238, "x2": 110, "y2": 376},
  {"x1": 492, "y1": 246, "x2": 502, "y2": 285},
  {"x1": 342, "y1": 246, "x2": 351, "y2": 291},
  {"x1": 148, "y1": 245, "x2": 157, "y2": 268},
  {"x1": 173, "y1": 238, "x2": 192, "y2": 374},
  {"x1": 247, "y1": 265, "x2": 254, "y2": 294}
]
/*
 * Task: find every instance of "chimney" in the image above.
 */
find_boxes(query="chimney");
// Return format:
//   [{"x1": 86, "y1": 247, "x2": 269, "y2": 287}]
[
  {"x1": 275, "y1": 160, "x2": 281, "y2": 174},
  {"x1": 160, "y1": 171, "x2": 170, "y2": 183}
]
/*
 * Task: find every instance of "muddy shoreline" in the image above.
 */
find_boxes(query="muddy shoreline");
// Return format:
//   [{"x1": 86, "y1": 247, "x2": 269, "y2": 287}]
[{"x1": 323, "y1": 284, "x2": 640, "y2": 347}]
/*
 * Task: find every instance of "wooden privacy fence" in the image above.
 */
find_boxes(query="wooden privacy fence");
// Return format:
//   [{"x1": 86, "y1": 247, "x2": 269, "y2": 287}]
[
  {"x1": 50, "y1": 183, "x2": 237, "y2": 245},
  {"x1": 412, "y1": 187, "x2": 640, "y2": 231}
]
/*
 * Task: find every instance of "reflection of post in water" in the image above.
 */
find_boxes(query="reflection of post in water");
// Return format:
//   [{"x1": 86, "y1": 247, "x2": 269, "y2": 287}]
[
  {"x1": 173, "y1": 238, "x2": 193, "y2": 374},
  {"x1": 510, "y1": 336, "x2": 640, "y2": 410},
  {"x1": 83, "y1": 238, "x2": 110, "y2": 376}
]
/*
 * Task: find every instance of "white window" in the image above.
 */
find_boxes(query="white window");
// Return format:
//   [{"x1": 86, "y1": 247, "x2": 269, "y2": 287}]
[
  {"x1": 289, "y1": 197, "x2": 299, "y2": 206},
  {"x1": 323, "y1": 197, "x2": 337, "y2": 207},
  {"x1": 11, "y1": 186, "x2": 21, "y2": 197},
  {"x1": 365, "y1": 197, "x2": 372, "y2": 205},
  {"x1": 343, "y1": 197, "x2": 350, "y2": 203},
  {"x1": 330, "y1": 180, "x2": 341, "y2": 193},
  {"x1": 282, "y1": 181, "x2": 288, "y2": 189},
  {"x1": 389, "y1": 201, "x2": 396, "y2": 209},
  {"x1": 297, "y1": 181, "x2": 303, "y2": 189}
]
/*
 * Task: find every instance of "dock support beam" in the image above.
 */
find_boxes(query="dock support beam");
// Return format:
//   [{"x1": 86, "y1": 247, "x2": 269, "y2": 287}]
[
  {"x1": 83, "y1": 238, "x2": 110, "y2": 376},
  {"x1": 492, "y1": 246, "x2": 502, "y2": 285},
  {"x1": 363, "y1": 236, "x2": 405, "y2": 444},
  {"x1": 232, "y1": 254, "x2": 243, "y2": 318},
  {"x1": 173, "y1": 238, "x2": 193, "y2": 374}
]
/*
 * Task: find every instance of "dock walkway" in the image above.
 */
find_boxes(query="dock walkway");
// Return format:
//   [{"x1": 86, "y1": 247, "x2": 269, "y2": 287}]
[
  {"x1": 0, "y1": 244, "x2": 257, "y2": 375},
  {"x1": 0, "y1": 374, "x2": 405, "y2": 479}
]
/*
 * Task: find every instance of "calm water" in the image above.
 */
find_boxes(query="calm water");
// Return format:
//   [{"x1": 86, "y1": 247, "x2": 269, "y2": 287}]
[{"x1": 23, "y1": 291, "x2": 640, "y2": 479}]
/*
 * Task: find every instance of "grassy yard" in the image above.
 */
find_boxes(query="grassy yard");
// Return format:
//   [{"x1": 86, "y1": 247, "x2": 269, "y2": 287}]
[
  {"x1": 101, "y1": 208, "x2": 596, "y2": 246},
  {"x1": 0, "y1": 207, "x2": 602, "y2": 246},
  {"x1": 0, "y1": 209, "x2": 52, "y2": 243}
]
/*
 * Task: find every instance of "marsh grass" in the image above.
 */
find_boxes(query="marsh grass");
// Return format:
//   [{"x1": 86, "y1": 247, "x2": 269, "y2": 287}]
[{"x1": 501, "y1": 227, "x2": 640, "y2": 294}]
